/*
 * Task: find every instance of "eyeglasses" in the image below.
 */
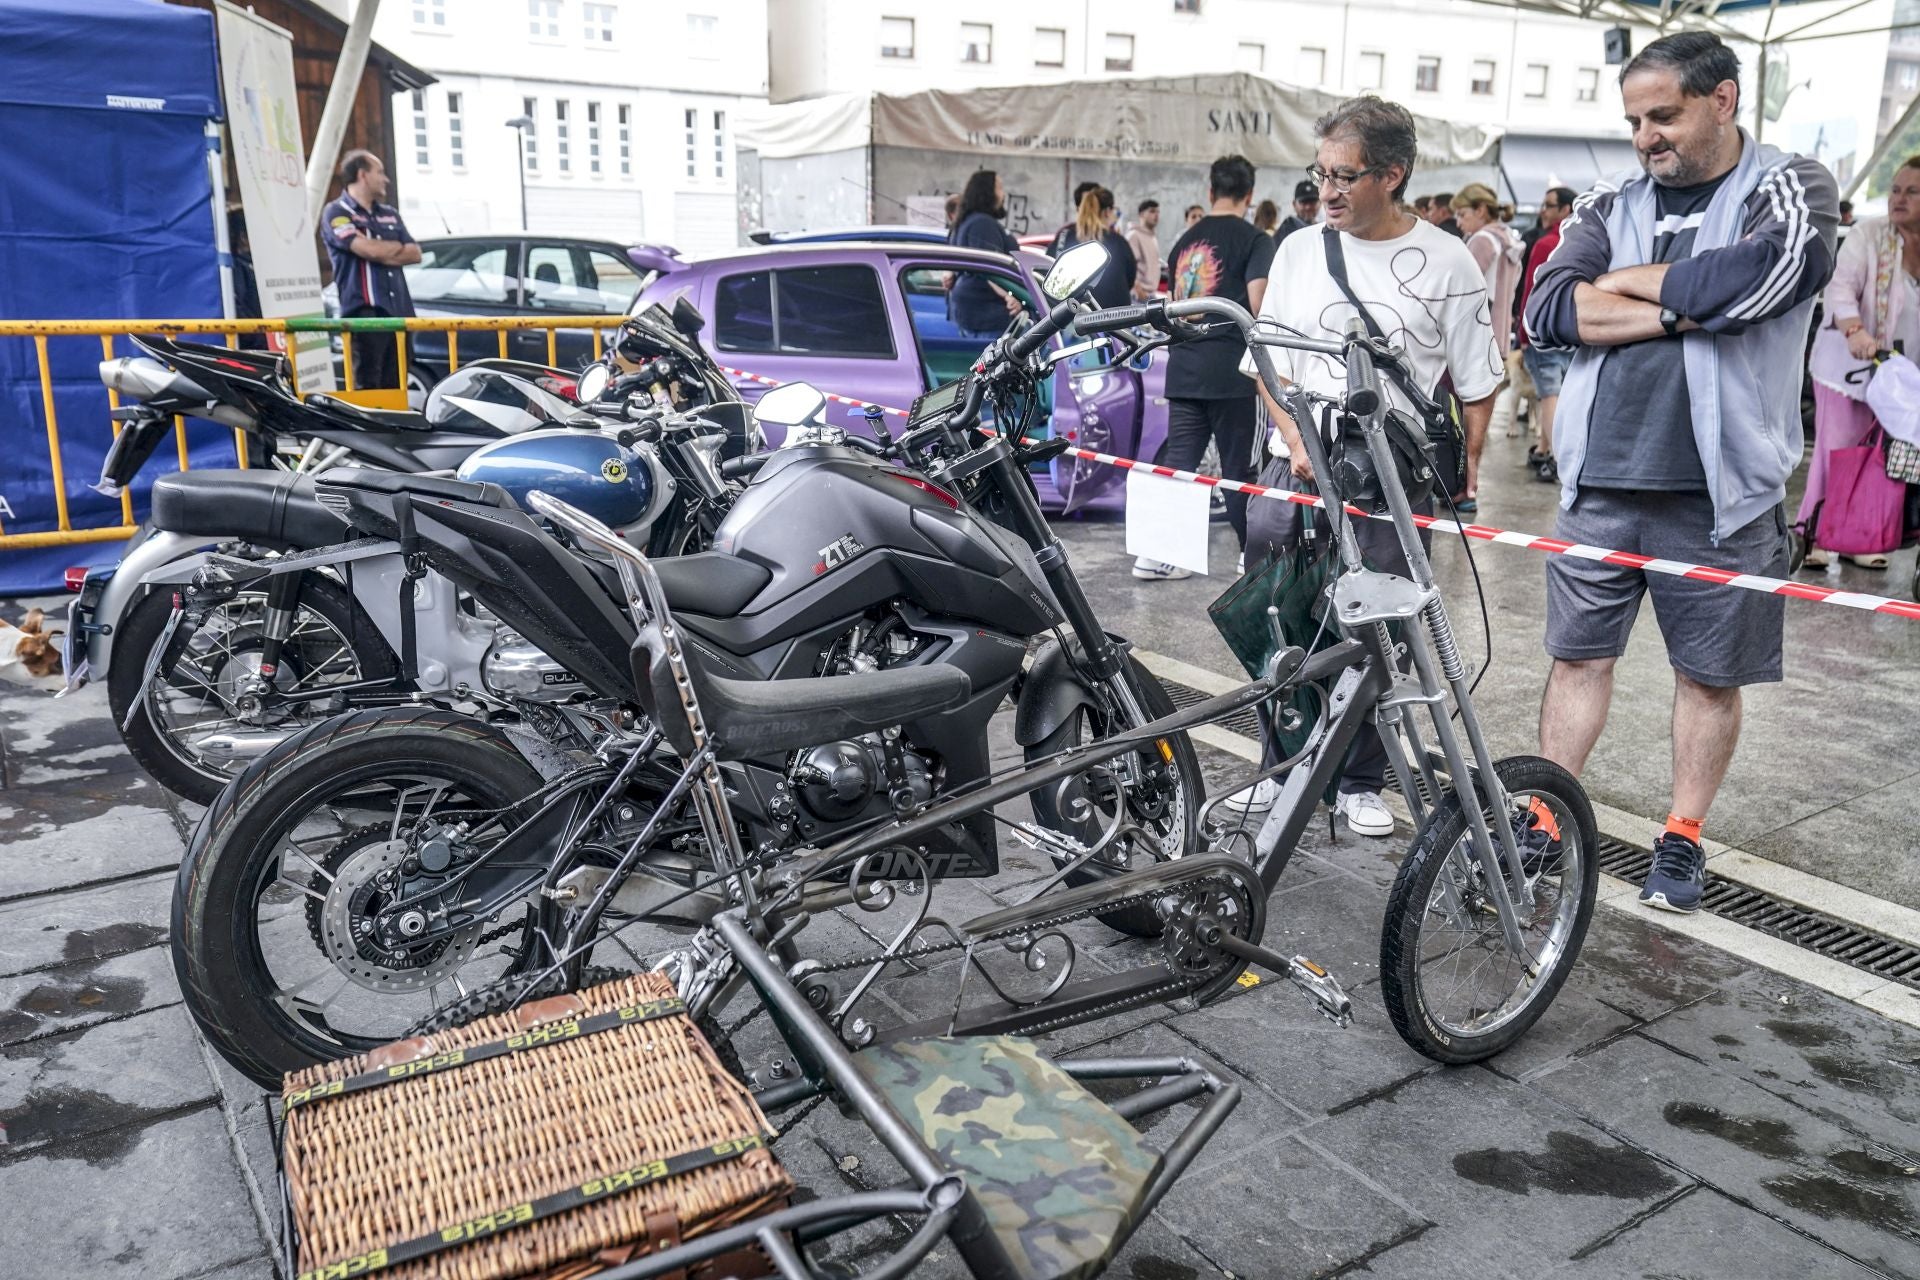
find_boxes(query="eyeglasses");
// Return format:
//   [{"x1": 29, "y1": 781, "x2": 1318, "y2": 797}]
[{"x1": 1305, "y1": 164, "x2": 1382, "y2": 193}]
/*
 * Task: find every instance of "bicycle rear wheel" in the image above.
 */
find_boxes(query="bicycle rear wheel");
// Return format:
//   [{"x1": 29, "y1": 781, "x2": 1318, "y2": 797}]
[{"x1": 1379, "y1": 755, "x2": 1597, "y2": 1064}]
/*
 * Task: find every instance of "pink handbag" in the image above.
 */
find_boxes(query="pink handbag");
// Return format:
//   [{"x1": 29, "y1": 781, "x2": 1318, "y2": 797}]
[{"x1": 1819, "y1": 427, "x2": 1906, "y2": 555}]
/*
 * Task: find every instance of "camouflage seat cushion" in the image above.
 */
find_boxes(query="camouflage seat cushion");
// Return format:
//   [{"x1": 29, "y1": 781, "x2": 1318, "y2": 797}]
[{"x1": 855, "y1": 1035, "x2": 1161, "y2": 1280}]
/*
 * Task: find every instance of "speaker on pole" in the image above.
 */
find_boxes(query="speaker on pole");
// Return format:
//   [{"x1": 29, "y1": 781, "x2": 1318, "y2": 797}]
[{"x1": 1604, "y1": 26, "x2": 1632, "y2": 66}]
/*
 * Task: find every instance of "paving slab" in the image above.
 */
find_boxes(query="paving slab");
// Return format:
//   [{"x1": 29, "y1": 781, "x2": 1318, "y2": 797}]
[
  {"x1": 0, "y1": 945, "x2": 180, "y2": 1047},
  {"x1": 1548, "y1": 1184, "x2": 1883, "y2": 1278},
  {"x1": 1529, "y1": 1030, "x2": 1920, "y2": 1278},
  {"x1": 0, "y1": 870, "x2": 172, "y2": 978},
  {"x1": 0, "y1": 1105, "x2": 267, "y2": 1280},
  {"x1": 1558, "y1": 903, "x2": 1751, "y2": 1023},
  {"x1": 0, "y1": 1004, "x2": 214, "y2": 1156},
  {"x1": 0, "y1": 803, "x2": 185, "y2": 902},
  {"x1": 1302, "y1": 1064, "x2": 1694, "y2": 1265}
]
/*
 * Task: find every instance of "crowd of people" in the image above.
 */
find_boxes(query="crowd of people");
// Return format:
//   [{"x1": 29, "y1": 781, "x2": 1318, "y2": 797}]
[{"x1": 941, "y1": 30, "x2": 1898, "y2": 917}]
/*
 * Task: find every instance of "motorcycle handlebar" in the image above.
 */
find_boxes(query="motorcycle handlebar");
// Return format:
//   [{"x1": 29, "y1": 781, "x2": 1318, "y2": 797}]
[
  {"x1": 1072, "y1": 303, "x2": 1155, "y2": 336},
  {"x1": 1342, "y1": 319, "x2": 1382, "y2": 418},
  {"x1": 720, "y1": 453, "x2": 767, "y2": 480},
  {"x1": 1006, "y1": 295, "x2": 1080, "y2": 363}
]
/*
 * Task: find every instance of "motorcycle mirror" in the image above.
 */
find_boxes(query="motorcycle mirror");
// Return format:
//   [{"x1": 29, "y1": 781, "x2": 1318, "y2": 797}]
[
  {"x1": 576, "y1": 362, "x2": 613, "y2": 403},
  {"x1": 753, "y1": 381, "x2": 828, "y2": 428},
  {"x1": 1043, "y1": 241, "x2": 1109, "y2": 301},
  {"x1": 670, "y1": 295, "x2": 706, "y2": 338}
]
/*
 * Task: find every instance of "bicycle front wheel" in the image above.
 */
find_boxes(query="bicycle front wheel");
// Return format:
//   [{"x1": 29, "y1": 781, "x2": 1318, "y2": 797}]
[{"x1": 1379, "y1": 755, "x2": 1598, "y2": 1064}]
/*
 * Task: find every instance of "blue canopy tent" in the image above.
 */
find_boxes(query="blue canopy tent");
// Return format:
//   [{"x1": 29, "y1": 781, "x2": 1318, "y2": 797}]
[{"x1": 0, "y1": 0, "x2": 234, "y2": 595}]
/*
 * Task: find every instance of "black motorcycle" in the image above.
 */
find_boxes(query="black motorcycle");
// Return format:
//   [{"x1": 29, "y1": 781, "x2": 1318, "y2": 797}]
[{"x1": 171, "y1": 243, "x2": 1208, "y2": 1084}]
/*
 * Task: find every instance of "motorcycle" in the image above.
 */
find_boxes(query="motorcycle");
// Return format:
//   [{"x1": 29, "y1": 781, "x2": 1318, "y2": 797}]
[
  {"x1": 73, "y1": 301, "x2": 755, "y2": 802},
  {"x1": 171, "y1": 242, "x2": 1213, "y2": 1083}
]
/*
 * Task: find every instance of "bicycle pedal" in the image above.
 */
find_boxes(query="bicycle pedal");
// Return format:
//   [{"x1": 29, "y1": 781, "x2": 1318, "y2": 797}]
[{"x1": 1287, "y1": 956, "x2": 1353, "y2": 1027}]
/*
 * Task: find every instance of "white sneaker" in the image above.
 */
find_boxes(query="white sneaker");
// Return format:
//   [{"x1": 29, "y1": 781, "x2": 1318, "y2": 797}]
[
  {"x1": 1335, "y1": 790, "x2": 1395, "y2": 837},
  {"x1": 1219, "y1": 777, "x2": 1282, "y2": 815},
  {"x1": 1132, "y1": 557, "x2": 1191, "y2": 581}
]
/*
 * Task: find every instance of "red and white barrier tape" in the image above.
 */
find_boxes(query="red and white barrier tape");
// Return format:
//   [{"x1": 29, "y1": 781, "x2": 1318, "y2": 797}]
[{"x1": 719, "y1": 365, "x2": 1920, "y2": 622}]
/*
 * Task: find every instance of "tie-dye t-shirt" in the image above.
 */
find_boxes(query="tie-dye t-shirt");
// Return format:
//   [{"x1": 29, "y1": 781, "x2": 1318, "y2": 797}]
[{"x1": 1165, "y1": 214, "x2": 1277, "y2": 399}]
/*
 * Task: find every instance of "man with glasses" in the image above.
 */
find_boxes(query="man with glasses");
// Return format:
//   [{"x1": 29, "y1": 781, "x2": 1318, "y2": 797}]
[
  {"x1": 1220, "y1": 96, "x2": 1500, "y2": 833},
  {"x1": 1517, "y1": 186, "x2": 1577, "y2": 481}
]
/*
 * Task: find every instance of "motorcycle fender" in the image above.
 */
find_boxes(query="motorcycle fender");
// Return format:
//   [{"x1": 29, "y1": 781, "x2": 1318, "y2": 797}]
[
  {"x1": 1013, "y1": 631, "x2": 1133, "y2": 747},
  {"x1": 86, "y1": 529, "x2": 204, "y2": 676}
]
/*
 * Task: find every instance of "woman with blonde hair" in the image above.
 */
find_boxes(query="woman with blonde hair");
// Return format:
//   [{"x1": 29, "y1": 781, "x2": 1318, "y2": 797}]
[
  {"x1": 1450, "y1": 183, "x2": 1523, "y2": 508},
  {"x1": 1056, "y1": 186, "x2": 1136, "y2": 308}
]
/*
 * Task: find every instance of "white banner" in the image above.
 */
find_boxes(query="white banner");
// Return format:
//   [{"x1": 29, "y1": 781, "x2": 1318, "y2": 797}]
[{"x1": 215, "y1": 2, "x2": 333, "y2": 391}]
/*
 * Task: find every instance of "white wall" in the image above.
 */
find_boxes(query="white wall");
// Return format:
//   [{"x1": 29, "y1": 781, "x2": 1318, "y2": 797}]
[{"x1": 364, "y1": 0, "x2": 769, "y2": 249}]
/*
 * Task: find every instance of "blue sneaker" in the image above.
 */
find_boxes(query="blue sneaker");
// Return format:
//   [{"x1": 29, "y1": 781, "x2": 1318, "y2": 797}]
[
  {"x1": 1510, "y1": 804, "x2": 1562, "y2": 880},
  {"x1": 1640, "y1": 833, "x2": 1706, "y2": 913}
]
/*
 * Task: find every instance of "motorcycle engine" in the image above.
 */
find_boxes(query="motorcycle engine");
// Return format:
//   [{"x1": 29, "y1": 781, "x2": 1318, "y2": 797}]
[
  {"x1": 789, "y1": 609, "x2": 939, "y2": 825},
  {"x1": 481, "y1": 629, "x2": 585, "y2": 702}
]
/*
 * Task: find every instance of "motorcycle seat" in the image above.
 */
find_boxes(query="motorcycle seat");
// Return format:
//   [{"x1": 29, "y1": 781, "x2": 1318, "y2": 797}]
[
  {"x1": 649, "y1": 552, "x2": 771, "y2": 617},
  {"x1": 149, "y1": 469, "x2": 347, "y2": 549},
  {"x1": 305, "y1": 393, "x2": 432, "y2": 432}
]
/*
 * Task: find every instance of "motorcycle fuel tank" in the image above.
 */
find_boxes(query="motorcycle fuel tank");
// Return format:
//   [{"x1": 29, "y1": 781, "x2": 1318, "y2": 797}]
[{"x1": 456, "y1": 429, "x2": 669, "y2": 535}]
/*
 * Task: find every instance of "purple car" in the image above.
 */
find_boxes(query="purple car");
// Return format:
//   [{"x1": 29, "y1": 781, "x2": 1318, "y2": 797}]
[{"x1": 634, "y1": 240, "x2": 1166, "y2": 512}]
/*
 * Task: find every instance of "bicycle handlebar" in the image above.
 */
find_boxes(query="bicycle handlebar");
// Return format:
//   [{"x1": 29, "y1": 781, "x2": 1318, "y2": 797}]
[{"x1": 1342, "y1": 318, "x2": 1382, "y2": 418}]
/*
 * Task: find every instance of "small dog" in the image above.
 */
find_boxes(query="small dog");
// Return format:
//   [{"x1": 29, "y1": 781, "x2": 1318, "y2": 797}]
[{"x1": 1, "y1": 609, "x2": 65, "y2": 687}]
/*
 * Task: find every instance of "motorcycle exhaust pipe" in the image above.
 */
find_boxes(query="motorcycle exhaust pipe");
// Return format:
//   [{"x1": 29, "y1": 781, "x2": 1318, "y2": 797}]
[
  {"x1": 192, "y1": 729, "x2": 296, "y2": 762},
  {"x1": 97, "y1": 358, "x2": 253, "y2": 427}
]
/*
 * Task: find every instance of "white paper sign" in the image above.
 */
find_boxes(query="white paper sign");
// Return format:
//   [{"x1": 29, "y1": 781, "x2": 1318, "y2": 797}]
[
  {"x1": 1124, "y1": 469, "x2": 1211, "y2": 576},
  {"x1": 216, "y1": 2, "x2": 333, "y2": 391}
]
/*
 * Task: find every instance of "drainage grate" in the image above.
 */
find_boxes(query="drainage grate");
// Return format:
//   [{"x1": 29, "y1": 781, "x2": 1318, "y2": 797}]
[
  {"x1": 1155, "y1": 675, "x2": 1920, "y2": 994},
  {"x1": 1597, "y1": 839, "x2": 1920, "y2": 990}
]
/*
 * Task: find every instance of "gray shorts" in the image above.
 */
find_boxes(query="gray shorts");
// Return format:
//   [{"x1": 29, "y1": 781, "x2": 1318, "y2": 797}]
[
  {"x1": 1544, "y1": 489, "x2": 1788, "y2": 687},
  {"x1": 1523, "y1": 346, "x2": 1572, "y2": 398}
]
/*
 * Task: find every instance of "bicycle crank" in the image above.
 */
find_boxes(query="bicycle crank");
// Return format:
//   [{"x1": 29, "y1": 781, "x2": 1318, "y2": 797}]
[{"x1": 1190, "y1": 916, "x2": 1354, "y2": 1027}]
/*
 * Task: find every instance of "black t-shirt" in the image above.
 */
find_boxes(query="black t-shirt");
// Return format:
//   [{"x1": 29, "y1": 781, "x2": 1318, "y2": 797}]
[
  {"x1": 1057, "y1": 228, "x2": 1137, "y2": 309},
  {"x1": 1164, "y1": 214, "x2": 1278, "y2": 399},
  {"x1": 1582, "y1": 170, "x2": 1732, "y2": 492},
  {"x1": 948, "y1": 211, "x2": 1019, "y2": 333}
]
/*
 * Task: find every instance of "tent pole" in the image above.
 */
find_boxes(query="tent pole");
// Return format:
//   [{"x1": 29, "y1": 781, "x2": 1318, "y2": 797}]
[
  {"x1": 207, "y1": 120, "x2": 236, "y2": 321},
  {"x1": 305, "y1": 0, "x2": 382, "y2": 224}
]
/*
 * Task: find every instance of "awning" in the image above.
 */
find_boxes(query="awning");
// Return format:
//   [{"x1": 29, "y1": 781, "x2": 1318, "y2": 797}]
[{"x1": 1497, "y1": 134, "x2": 1639, "y2": 209}]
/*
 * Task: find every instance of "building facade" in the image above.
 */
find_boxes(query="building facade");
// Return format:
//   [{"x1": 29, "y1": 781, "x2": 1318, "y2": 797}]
[{"x1": 349, "y1": 0, "x2": 767, "y2": 254}]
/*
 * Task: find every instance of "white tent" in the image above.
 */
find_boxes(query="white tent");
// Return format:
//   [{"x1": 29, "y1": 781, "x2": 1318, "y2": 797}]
[{"x1": 738, "y1": 72, "x2": 1504, "y2": 237}]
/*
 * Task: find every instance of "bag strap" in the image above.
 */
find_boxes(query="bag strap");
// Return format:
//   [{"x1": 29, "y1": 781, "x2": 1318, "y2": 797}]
[{"x1": 1322, "y1": 227, "x2": 1386, "y2": 343}]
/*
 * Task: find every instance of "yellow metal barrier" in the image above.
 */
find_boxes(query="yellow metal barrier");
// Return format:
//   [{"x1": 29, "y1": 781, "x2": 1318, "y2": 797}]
[{"x1": 0, "y1": 314, "x2": 619, "y2": 551}]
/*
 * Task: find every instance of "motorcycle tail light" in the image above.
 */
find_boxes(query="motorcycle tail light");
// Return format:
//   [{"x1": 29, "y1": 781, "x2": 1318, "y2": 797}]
[{"x1": 63, "y1": 567, "x2": 88, "y2": 592}]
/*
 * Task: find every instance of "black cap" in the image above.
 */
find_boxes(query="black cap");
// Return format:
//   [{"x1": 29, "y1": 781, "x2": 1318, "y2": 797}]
[{"x1": 1294, "y1": 179, "x2": 1320, "y2": 202}]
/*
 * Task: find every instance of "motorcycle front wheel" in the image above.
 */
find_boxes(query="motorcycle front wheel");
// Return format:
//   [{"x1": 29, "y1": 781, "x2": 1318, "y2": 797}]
[
  {"x1": 1023, "y1": 655, "x2": 1203, "y2": 938},
  {"x1": 172, "y1": 707, "x2": 560, "y2": 1088}
]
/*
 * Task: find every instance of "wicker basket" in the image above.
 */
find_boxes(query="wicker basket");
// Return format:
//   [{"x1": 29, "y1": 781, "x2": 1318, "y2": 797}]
[{"x1": 282, "y1": 972, "x2": 791, "y2": 1280}]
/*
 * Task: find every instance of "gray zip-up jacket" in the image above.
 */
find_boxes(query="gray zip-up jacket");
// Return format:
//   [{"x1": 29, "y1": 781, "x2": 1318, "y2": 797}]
[{"x1": 1525, "y1": 134, "x2": 1838, "y2": 543}]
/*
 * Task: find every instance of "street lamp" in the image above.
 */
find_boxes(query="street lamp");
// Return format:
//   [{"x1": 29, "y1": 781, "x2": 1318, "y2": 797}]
[{"x1": 505, "y1": 115, "x2": 533, "y2": 231}]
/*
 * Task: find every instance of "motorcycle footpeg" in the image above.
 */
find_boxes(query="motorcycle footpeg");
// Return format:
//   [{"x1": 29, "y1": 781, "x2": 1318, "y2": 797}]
[{"x1": 1284, "y1": 955, "x2": 1353, "y2": 1028}]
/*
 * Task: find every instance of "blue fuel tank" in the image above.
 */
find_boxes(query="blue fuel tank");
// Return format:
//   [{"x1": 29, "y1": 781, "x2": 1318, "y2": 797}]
[{"x1": 456, "y1": 429, "x2": 666, "y2": 534}]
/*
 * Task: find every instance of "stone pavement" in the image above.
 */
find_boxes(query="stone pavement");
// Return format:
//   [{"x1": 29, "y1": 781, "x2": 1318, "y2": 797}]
[{"x1": 3, "y1": 640, "x2": 1918, "y2": 1278}]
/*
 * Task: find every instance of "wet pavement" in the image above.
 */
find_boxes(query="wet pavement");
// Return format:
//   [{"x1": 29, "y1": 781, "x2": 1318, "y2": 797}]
[{"x1": 2, "y1": 431, "x2": 1918, "y2": 1279}]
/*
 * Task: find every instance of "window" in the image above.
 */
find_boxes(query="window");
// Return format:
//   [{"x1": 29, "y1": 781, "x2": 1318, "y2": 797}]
[
  {"x1": 1903, "y1": 62, "x2": 1920, "y2": 91},
  {"x1": 713, "y1": 109, "x2": 727, "y2": 180},
  {"x1": 880, "y1": 16, "x2": 914, "y2": 59},
  {"x1": 524, "y1": 245, "x2": 637, "y2": 313},
  {"x1": 961, "y1": 22, "x2": 992, "y2": 64},
  {"x1": 618, "y1": 104, "x2": 631, "y2": 177},
  {"x1": 583, "y1": 1, "x2": 614, "y2": 43},
  {"x1": 687, "y1": 12, "x2": 717, "y2": 57},
  {"x1": 1034, "y1": 27, "x2": 1065, "y2": 68},
  {"x1": 521, "y1": 97, "x2": 539, "y2": 172},
  {"x1": 1173, "y1": 0, "x2": 1201, "y2": 11},
  {"x1": 1415, "y1": 55, "x2": 1440, "y2": 93},
  {"x1": 1470, "y1": 59, "x2": 1495, "y2": 96},
  {"x1": 554, "y1": 99, "x2": 570, "y2": 173},
  {"x1": 528, "y1": 0, "x2": 560, "y2": 39},
  {"x1": 411, "y1": 0, "x2": 446, "y2": 28},
  {"x1": 900, "y1": 267, "x2": 1034, "y2": 384},
  {"x1": 587, "y1": 102, "x2": 601, "y2": 175},
  {"x1": 446, "y1": 91, "x2": 464, "y2": 168},
  {"x1": 410, "y1": 90, "x2": 429, "y2": 167},
  {"x1": 714, "y1": 267, "x2": 895, "y2": 358},
  {"x1": 1234, "y1": 42, "x2": 1264, "y2": 74},
  {"x1": 1577, "y1": 67, "x2": 1599, "y2": 102},
  {"x1": 1524, "y1": 63, "x2": 1548, "y2": 98},
  {"x1": 684, "y1": 107, "x2": 697, "y2": 179},
  {"x1": 409, "y1": 242, "x2": 515, "y2": 305},
  {"x1": 1358, "y1": 50, "x2": 1384, "y2": 90},
  {"x1": 1297, "y1": 46, "x2": 1325, "y2": 86},
  {"x1": 1105, "y1": 33, "x2": 1134, "y2": 73}
]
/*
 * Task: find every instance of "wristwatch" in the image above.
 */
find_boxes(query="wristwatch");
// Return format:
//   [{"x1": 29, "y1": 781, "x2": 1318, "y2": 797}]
[{"x1": 1659, "y1": 306, "x2": 1683, "y2": 337}]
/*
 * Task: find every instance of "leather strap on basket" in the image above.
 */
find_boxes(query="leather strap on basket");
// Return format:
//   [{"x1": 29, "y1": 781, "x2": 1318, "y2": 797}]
[
  {"x1": 295, "y1": 1133, "x2": 768, "y2": 1280},
  {"x1": 282, "y1": 995, "x2": 687, "y2": 1111}
]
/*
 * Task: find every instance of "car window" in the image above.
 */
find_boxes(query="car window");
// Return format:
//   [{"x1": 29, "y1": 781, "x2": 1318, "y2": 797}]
[
  {"x1": 406, "y1": 242, "x2": 517, "y2": 305},
  {"x1": 524, "y1": 244, "x2": 625, "y2": 314},
  {"x1": 712, "y1": 265, "x2": 894, "y2": 358},
  {"x1": 898, "y1": 266, "x2": 1032, "y2": 387},
  {"x1": 585, "y1": 249, "x2": 641, "y2": 311}
]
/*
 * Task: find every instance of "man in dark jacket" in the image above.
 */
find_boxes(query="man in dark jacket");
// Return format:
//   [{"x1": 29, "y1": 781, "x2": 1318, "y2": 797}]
[
  {"x1": 321, "y1": 150, "x2": 419, "y2": 390},
  {"x1": 1273, "y1": 179, "x2": 1321, "y2": 241}
]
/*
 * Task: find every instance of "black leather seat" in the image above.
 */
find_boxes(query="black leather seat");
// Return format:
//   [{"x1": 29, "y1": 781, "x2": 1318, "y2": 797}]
[
  {"x1": 149, "y1": 469, "x2": 347, "y2": 549},
  {"x1": 651, "y1": 552, "x2": 771, "y2": 617},
  {"x1": 305, "y1": 393, "x2": 432, "y2": 432},
  {"x1": 691, "y1": 662, "x2": 971, "y2": 760}
]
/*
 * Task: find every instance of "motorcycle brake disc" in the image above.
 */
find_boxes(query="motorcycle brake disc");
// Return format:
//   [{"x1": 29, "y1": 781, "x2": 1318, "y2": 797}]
[{"x1": 314, "y1": 833, "x2": 482, "y2": 994}]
